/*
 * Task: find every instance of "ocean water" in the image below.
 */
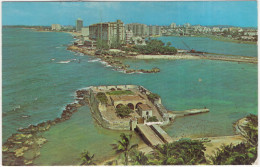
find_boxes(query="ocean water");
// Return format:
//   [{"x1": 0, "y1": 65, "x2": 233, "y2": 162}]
[
  {"x1": 155, "y1": 36, "x2": 258, "y2": 57},
  {"x1": 2, "y1": 28, "x2": 257, "y2": 165}
]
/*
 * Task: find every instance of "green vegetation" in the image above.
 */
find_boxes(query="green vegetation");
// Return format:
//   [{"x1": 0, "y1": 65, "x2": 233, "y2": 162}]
[
  {"x1": 130, "y1": 150, "x2": 149, "y2": 165},
  {"x1": 147, "y1": 116, "x2": 159, "y2": 122},
  {"x1": 96, "y1": 92, "x2": 108, "y2": 104},
  {"x1": 210, "y1": 143, "x2": 257, "y2": 165},
  {"x1": 116, "y1": 105, "x2": 134, "y2": 118},
  {"x1": 147, "y1": 93, "x2": 160, "y2": 102},
  {"x1": 111, "y1": 133, "x2": 138, "y2": 165},
  {"x1": 80, "y1": 150, "x2": 96, "y2": 165},
  {"x1": 123, "y1": 39, "x2": 177, "y2": 55},
  {"x1": 149, "y1": 139, "x2": 206, "y2": 165},
  {"x1": 96, "y1": 39, "x2": 109, "y2": 50},
  {"x1": 210, "y1": 114, "x2": 258, "y2": 165},
  {"x1": 129, "y1": 139, "x2": 206, "y2": 165},
  {"x1": 106, "y1": 90, "x2": 134, "y2": 95},
  {"x1": 110, "y1": 38, "x2": 122, "y2": 49}
]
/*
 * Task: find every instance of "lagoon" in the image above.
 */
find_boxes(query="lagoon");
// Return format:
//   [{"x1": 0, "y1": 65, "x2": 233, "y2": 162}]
[{"x1": 156, "y1": 36, "x2": 257, "y2": 57}]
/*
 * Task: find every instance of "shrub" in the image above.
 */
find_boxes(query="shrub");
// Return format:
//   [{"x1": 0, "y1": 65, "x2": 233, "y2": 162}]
[
  {"x1": 106, "y1": 90, "x2": 134, "y2": 95},
  {"x1": 96, "y1": 92, "x2": 108, "y2": 104},
  {"x1": 147, "y1": 116, "x2": 159, "y2": 122},
  {"x1": 116, "y1": 105, "x2": 134, "y2": 118},
  {"x1": 147, "y1": 93, "x2": 160, "y2": 102}
]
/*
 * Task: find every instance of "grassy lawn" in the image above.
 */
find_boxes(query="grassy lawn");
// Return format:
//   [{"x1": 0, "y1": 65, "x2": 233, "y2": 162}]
[{"x1": 106, "y1": 90, "x2": 134, "y2": 95}]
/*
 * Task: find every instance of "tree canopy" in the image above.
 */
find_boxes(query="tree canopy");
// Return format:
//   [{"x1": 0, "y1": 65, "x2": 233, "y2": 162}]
[
  {"x1": 96, "y1": 92, "x2": 108, "y2": 104},
  {"x1": 210, "y1": 114, "x2": 258, "y2": 165},
  {"x1": 116, "y1": 105, "x2": 134, "y2": 118},
  {"x1": 149, "y1": 139, "x2": 206, "y2": 165},
  {"x1": 123, "y1": 39, "x2": 177, "y2": 55},
  {"x1": 80, "y1": 150, "x2": 95, "y2": 165}
]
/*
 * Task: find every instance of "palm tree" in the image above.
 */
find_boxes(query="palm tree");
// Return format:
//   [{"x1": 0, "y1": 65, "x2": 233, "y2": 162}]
[
  {"x1": 151, "y1": 139, "x2": 206, "y2": 165},
  {"x1": 243, "y1": 114, "x2": 258, "y2": 146},
  {"x1": 80, "y1": 150, "x2": 96, "y2": 165},
  {"x1": 111, "y1": 133, "x2": 138, "y2": 165},
  {"x1": 130, "y1": 150, "x2": 149, "y2": 165},
  {"x1": 151, "y1": 143, "x2": 177, "y2": 165}
]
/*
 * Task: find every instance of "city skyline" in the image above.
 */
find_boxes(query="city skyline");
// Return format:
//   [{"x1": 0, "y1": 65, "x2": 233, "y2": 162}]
[{"x1": 2, "y1": 1, "x2": 258, "y2": 27}]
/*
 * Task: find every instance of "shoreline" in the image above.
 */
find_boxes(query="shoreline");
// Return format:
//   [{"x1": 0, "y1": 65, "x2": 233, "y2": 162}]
[
  {"x1": 2, "y1": 89, "x2": 90, "y2": 165},
  {"x1": 164, "y1": 34, "x2": 257, "y2": 45}
]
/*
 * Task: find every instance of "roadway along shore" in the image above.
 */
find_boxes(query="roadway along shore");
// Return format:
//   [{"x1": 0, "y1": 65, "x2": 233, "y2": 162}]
[{"x1": 130, "y1": 54, "x2": 258, "y2": 64}]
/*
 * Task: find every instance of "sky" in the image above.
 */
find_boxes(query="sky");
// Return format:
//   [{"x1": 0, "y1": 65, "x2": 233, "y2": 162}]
[{"x1": 2, "y1": 1, "x2": 258, "y2": 27}]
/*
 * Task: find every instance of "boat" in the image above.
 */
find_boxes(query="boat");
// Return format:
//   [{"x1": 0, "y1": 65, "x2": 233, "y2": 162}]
[
  {"x1": 21, "y1": 115, "x2": 30, "y2": 118},
  {"x1": 57, "y1": 60, "x2": 71, "y2": 64}
]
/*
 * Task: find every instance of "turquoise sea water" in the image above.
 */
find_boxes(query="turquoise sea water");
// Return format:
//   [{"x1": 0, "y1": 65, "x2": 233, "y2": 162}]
[
  {"x1": 156, "y1": 36, "x2": 257, "y2": 57},
  {"x1": 2, "y1": 28, "x2": 257, "y2": 165}
]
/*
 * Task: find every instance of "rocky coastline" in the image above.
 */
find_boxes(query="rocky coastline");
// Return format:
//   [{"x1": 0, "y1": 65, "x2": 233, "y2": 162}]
[
  {"x1": 2, "y1": 89, "x2": 90, "y2": 166},
  {"x1": 67, "y1": 45, "x2": 160, "y2": 74}
]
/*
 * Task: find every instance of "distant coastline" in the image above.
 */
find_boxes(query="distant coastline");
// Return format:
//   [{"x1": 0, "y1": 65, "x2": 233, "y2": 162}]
[{"x1": 164, "y1": 34, "x2": 257, "y2": 45}]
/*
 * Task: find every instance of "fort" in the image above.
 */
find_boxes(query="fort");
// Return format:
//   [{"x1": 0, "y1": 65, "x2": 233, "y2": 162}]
[{"x1": 86, "y1": 85, "x2": 210, "y2": 146}]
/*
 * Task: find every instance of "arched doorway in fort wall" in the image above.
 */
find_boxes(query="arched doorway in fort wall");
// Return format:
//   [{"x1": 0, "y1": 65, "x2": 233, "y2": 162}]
[
  {"x1": 116, "y1": 104, "x2": 123, "y2": 109},
  {"x1": 136, "y1": 102, "x2": 143, "y2": 109},
  {"x1": 127, "y1": 103, "x2": 134, "y2": 110}
]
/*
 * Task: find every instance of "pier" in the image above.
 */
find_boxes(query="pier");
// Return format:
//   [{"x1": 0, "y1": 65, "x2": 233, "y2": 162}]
[{"x1": 169, "y1": 108, "x2": 210, "y2": 117}]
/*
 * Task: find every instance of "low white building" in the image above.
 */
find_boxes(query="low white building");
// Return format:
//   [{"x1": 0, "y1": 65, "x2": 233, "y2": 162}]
[
  {"x1": 131, "y1": 36, "x2": 146, "y2": 45},
  {"x1": 137, "y1": 104, "x2": 153, "y2": 119}
]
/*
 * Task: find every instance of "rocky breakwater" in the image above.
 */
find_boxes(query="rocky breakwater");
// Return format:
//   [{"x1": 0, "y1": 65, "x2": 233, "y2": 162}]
[
  {"x1": 2, "y1": 89, "x2": 90, "y2": 166},
  {"x1": 67, "y1": 44, "x2": 161, "y2": 74},
  {"x1": 233, "y1": 117, "x2": 249, "y2": 137},
  {"x1": 67, "y1": 45, "x2": 95, "y2": 56}
]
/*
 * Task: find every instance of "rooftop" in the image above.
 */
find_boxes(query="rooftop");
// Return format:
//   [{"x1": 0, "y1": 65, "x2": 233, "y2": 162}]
[{"x1": 137, "y1": 104, "x2": 152, "y2": 110}]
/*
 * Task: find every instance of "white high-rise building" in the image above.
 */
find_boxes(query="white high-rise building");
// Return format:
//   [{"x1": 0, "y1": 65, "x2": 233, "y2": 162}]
[{"x1": 76, "y1": 18, "x2": 83, "y2": 32}]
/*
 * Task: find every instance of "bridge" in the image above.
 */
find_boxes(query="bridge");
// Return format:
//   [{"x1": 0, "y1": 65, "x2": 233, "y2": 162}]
[{"x1": 136, "y1": 124, "x2": 173, "y2": 147}]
